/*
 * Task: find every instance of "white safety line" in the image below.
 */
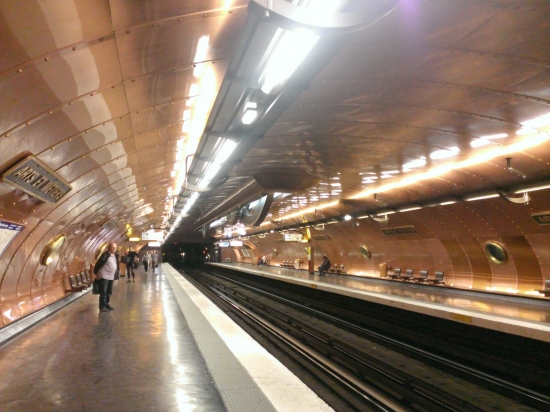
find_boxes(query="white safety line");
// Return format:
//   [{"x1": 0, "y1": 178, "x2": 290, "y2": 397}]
[{"x1": 164, "y1": 264, "x2": 334, "y2": 412}]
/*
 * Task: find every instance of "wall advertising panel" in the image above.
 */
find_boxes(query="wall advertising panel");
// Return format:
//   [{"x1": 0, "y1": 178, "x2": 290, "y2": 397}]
[{"x1": 0, "y1": 220, "x2": 25, "y2": 258}]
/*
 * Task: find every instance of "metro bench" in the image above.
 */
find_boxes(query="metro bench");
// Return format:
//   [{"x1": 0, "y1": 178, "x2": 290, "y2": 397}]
[
  {"x1": 388, "y1": 268, "x2": 445, "y2": 285},
  {"x1": 537, "y1": 280, "x2": 550, "y2": 297},
  {"x1": 69, "y1": 271, "x2": 92, "y2": 291},
  {"x1": 327, "y1": 264, "x2": 347, "y2": 274}
]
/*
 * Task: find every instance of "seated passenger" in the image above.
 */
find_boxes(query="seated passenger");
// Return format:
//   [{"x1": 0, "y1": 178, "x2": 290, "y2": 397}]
[
  {"x1": 256, "y1": 255, "x2": 266, "y2": 266},
  {"x1": 318, "y1": 256, "x2": 331, "y2": 276}
]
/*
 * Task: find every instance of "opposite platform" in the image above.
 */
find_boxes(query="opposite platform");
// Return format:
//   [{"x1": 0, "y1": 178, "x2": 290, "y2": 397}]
[
  {"x1": 0, "y1": 264, "x2": 331, "y2": 412},
  {"x1": 208, "y1": 262, "x2": 550, "y2": 343}
]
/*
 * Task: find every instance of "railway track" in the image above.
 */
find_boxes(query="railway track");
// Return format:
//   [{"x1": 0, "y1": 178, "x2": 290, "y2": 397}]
[{"x1": 179, "y1": 266, "x2": 549, "y2": 412}]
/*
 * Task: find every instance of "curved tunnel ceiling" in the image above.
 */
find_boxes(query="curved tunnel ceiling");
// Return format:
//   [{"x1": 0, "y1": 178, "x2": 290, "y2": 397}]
[{"x1": 0, "y1": 0, "x2": 549, "y2": 248}]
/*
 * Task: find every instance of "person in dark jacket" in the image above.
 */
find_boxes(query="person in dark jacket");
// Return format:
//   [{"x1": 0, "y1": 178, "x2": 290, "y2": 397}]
[
  {"x1": 126, "y1": 248, "x2": 139, "y2": 282},
  {"x1": 93, "y1": 242, "x2": 120, "y2": 312},
  {"x1": 318, "y1": 255, "x2": 331, "y2": 276}
]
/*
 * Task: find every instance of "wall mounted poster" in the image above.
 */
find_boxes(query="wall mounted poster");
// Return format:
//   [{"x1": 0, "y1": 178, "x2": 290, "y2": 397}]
[{"x1": 0, "y1": 220, "x2": 25, "y2": 258}]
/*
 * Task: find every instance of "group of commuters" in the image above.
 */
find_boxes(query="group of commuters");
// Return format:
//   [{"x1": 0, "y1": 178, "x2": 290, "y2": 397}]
[
  {"x1": 93, "y1": 242, "x2": 160, "y2": 312},
  {"x1": 141, "y1": 251, "x2": 159, "y2": 272}
]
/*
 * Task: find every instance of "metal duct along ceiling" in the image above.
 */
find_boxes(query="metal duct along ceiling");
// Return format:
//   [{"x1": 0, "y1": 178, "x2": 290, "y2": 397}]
[
  {"x1": 214, "y1": 0, "x2": 550, "y2": 240},
  {"x1": 166, "y1": 0, "x2": 402, "y2": 240}
]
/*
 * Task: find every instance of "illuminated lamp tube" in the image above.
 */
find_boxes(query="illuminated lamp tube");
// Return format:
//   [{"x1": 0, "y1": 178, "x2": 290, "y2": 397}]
[{"x1": 464, "y1": 193, "x2": 499, "y2": 201}]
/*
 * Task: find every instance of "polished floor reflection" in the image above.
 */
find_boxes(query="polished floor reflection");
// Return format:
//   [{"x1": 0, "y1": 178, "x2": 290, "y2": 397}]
[
  {"x1": 215, "y1": 263, "x2": 550, "y2": 325},
  {"x1": 0, "y1": 266, "x2": 225, "y2": 412}
]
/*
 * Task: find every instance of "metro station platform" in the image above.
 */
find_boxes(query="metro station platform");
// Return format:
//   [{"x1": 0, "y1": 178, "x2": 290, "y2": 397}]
[
  {"x1": 208, "y1": 262, "x2": 550, "y2": 343},
  {"x1": 0, "y1": 264, "x2": 331, "y2": 412}
]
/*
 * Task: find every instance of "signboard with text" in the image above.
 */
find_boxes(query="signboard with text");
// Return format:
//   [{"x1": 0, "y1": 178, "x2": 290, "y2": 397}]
[
  {"x1": 141, "y1": 230, "x2": 164, "y2": 241},
  {"x1": 0, "y1": 220, "x2": 25, "y2": 258},
  {"x1": 1, "y1": 156, "x2": 72, "y2": 203},
  {"x1": 532, "y1": 211, "x2": 550, "y2": 225},
  {"x1": 382, "y1": 226, "x2": 418, "y2": 235},
  {"x1": 284, "y1": 233, "x2": 303, "y2": 242}
]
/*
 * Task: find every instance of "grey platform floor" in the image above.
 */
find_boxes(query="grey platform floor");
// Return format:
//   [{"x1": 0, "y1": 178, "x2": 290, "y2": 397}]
[{"x1": 0, "y1": 265, "x2": 225, "y2": 412}]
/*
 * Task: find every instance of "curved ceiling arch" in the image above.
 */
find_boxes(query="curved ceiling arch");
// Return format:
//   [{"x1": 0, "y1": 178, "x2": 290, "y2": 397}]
[{"x1": 0, "y1": 0, "x2": 548, "y2": 254}]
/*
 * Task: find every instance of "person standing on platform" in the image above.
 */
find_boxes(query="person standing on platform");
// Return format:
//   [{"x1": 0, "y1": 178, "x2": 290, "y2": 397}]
[
  {"x1": 318, "y1": 255, "x2": 331, "y2": 276},
  {"x1": 93, "y1": 242, "x2": 120, "y2": 312},
  {"x1": 126, "y1": 248, "x2": 139, "y2": 282},
  {"x1": 151, "y1": 251, "x2": 158, "y2": 271},
  {"x1": 143, "y1": 252, "x2": 151, "y2": 272}
]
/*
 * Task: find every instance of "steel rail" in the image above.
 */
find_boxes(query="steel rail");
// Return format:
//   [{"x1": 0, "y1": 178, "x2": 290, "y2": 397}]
[
  {"x1": 200, "y1": 267, "x2": 550, "y2": 411},
  {"x1": 185, "y1": 268, "x2": 485, "y2": 412},
  {"x1": 183, "y1": 269, "x2": 397, "y2": 411}
]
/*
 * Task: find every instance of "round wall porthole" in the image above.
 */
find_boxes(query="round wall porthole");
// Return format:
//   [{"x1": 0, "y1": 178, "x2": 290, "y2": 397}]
[
  {"x1": 359, "y1": 245, "x2": 371, "y2": 259},
  {"x1": 485, "y1": 241, "x2": 507, "y2": 264},
  {"x1": 41, "y1": 234, "x2": 66, "y2": 266}
]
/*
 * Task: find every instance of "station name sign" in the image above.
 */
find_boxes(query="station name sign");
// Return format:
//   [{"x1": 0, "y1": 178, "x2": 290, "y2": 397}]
[
  {"x1": 1, "y1": 156, "x2": 72, "y2": 203},
  {"x1": 142, "y1": 230, "x2": 164, "y2": 241},
  {"x1": 532, "y1": 211, "x2": 550, "y2": 225},
  {"x1": 382, "y1": 226, "x2": 418, "y2": 235},
  {"x1": 284, "y1": 233, "x2": 303, "y2": 242}
]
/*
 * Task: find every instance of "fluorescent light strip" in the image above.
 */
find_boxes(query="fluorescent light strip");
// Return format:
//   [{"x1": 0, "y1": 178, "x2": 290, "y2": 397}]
[
  {"x1": 465, "y1": 193, "x2": 499, "y2": 201},
  {"x1": 399, "y1": 206, "x2": 422, "y2": 212},
  {"x1": 261, "y1": 28, "x2": 319, "y2": 94},
  {"x1": 277, "y1": 201, "x2": 338, "y2": 221},
  {"x1": 242, "y1": 109, "x2": 257, "y2": 124},
  {"x1": 376, "y1": 211, "x2": 396, "y2": 216},
  {"x1": 513, "y1": 183, "x2": 550, "y2": 193},
  {"x1": 349, "y1": 130, "x2": 550, "y2": 201}
]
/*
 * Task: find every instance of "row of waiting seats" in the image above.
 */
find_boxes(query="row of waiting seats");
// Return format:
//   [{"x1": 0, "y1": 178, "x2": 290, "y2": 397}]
[
  {"x1": 280, "y1": 261, "x2": 347, "y2": 274},
  {"x1": 387, "y1": 268, "x2": 445, "y2": 285},
  {"x1": 537, "y1": 280, "x2": 550, "y2": 297},
  {"x1": 69, "y1": 271, "x2": 92, "y2": 291},
  {"x1": 327, "y1": 264, "x2": 346, "y2": 274}
]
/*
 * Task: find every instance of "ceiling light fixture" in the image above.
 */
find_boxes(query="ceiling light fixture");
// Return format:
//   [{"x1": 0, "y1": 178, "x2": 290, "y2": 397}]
[
  {"x1": 260, "y1": 28, "x2": 319, "y2": 95},
  {"x1": 513, "y1": 182, "x2": 550, "y2": 193},
  {"x1": 399, "y1": 206, "x2": 422, "y2": 212},
  {"x1": 169, "y1": 0, "x2": 402, "y2": 230},
  {"x1": 349, "y1": 127, "x2": 550, "y2": 201},
  {"x1": 242, "y1": 102, "x2": 258, "y2": 125},
  {"x1": 464, "y1": 193, "x2": 500, "y2": 201},
  {"x1": 430, "y1": 147, "x2": 460, "y2": 160}
]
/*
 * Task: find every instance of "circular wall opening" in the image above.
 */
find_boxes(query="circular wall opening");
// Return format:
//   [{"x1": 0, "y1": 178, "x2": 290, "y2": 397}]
[
  {"x1": 41, "y1": 234, "x2": 66, "y2": 266},
  {"x1": 485, "y1": 241, "x2": 507, "y2": 264},
  {"x1": 359, "y1": 245, "x2": 371, "y2": 259}
]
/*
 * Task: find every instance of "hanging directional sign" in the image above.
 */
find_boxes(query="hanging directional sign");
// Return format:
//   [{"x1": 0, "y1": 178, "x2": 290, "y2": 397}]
[{"x1": 1, "y1": 155, "x2": 72, "y2": 203}]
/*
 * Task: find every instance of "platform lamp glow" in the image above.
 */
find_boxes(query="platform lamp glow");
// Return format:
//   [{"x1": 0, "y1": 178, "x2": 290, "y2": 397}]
[{"x1": 40, "y1": 234, "x2": 66, "y2": 265}]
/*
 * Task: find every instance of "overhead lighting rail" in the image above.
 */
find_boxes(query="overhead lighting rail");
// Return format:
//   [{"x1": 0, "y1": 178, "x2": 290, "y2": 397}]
[
  {"x1": 218, "y1": 178, "x2": 550, "y2": 241},
  {"x1": 166, "y1": 0, "x2": 401, "y2": 238}
]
